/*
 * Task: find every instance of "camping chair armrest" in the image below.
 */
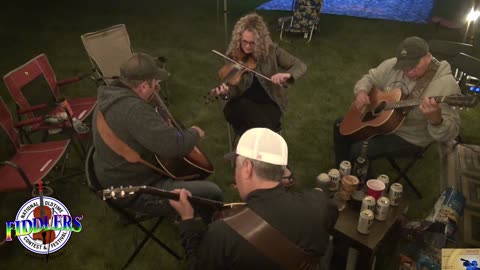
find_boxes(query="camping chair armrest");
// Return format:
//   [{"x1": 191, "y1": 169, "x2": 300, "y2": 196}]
[
  {"x1": 55, "y1": 100, "x2": 74, "y2": 124},
  {"x1": 56, "y1": 71, "x2": 93, "y2": 87},
  {"x1": 278, "y1": 16, "x2": 293, "y2": 23},
  {"x1": 14, "y1": 117, "x2": 44, "y2": 128},
  {"x1": 17, "y1": 104, "x2": 49, "y2": 114},
  {"x1": 0, "y1": 161, "x2": 33, "y2": 189}
]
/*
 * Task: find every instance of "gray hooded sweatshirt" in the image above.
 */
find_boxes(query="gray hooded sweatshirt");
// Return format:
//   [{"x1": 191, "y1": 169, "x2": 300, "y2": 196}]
[
  {"x1": 353, "y1": 57, "x2": 461, "y2": 147},
  {"x1": 92, "y1": 81, "x2": 200, "y2": 189}
]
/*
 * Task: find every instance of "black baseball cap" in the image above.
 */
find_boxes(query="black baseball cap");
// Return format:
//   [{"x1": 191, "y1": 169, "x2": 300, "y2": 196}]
[
  {"x1": 120, "y1": 53, "x2": 170, "y2": 81},
  {"x1": 394, "y1": 37, "x2": 429, "y2": 70}
]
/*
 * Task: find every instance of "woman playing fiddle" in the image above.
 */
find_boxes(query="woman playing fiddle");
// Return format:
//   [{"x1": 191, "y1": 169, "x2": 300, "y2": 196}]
[{"x1": 211, "y1": 13, "x2": 307, "y2": 136}]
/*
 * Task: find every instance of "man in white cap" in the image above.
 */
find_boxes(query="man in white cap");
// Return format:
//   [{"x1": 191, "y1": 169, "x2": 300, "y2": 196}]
[{"x1": 170, "y1": 128, "x2": 338, "y2": 270}]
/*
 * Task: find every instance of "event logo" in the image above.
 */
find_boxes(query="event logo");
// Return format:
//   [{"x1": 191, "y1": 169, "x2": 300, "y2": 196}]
[
  {"x1": 442, "y1": 249, "x2": 480, "y2": 270},
  {"x1": 5, "y1": 196, "x2": 83, "y2": 255}
]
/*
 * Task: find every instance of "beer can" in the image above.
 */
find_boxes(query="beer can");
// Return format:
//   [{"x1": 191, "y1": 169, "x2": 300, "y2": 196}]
[
  {"x1": 339, "y1": 160, "x2": 352, "y2": 177},
  {"x1": 388, "y1": 183, "x2": 403, "y2": 206},
  {"x1": 375, "y1": 196, "x2": 390, "y2": 221},
  {"x1": 361, "y1": 195, "x2": 376, "y2": 212},
  {"x1": 377, "y1": 174, "x2": 390, "y2": 195},
  {"x1": 316, "y1": 173, "x2": 330, "y2": 191},
  {"x1": 357, "y1": 209, "x2": 374, "y2": 234},
  {"x1": 328, "y1": 169, "x2": 341, "y2": 191}
]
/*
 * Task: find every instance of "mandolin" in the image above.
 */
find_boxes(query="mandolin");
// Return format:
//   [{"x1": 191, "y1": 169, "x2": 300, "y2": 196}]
[{"x1": 339, "y1": 88, "x2": 478, "y2": 142}]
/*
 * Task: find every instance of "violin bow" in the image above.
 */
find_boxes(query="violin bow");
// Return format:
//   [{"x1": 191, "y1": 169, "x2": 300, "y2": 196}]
[{"x1": 211, "y1": 50, "x2": 288, "y2": 88}]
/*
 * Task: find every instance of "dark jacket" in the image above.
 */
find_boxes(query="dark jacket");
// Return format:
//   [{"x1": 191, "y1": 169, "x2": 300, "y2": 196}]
[
  {"x1": 92, "y1": 81, "x2": 200, "y2": 189},
  {"x1": 227, "y1": 43, "x2": 307, "y2": 112},
  {"x1": 179, "y1": 185, "x2": 338, "y2": 270}
]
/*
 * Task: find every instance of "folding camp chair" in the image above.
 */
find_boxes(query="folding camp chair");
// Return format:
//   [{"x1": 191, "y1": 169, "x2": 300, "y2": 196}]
[
  {"x1": 278, "y1": 0, "x2": 324, "y2": 43},
  {"x1": 428, "y1": 40, "x2": 474, "y2": 83},
  {"x1": 84, "y1": 147, "x2": 181, "y2": 269},
  {"x1": 0, "y1": 96, "x2": 71, "y2": 193},
  {"x1": 81, "y1": 24, "x2": 170, "y2": 102},
  {"x1": 450, "y1": 53, "x2": 480, "y2": 94},
  {"x1": 2, "y1": 54, "x2": 96, "y2": 153}
]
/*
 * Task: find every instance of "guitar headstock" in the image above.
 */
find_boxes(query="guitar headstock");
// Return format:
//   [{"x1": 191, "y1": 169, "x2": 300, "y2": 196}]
[
  {"x1": 438, "y1": 95, "x2": 479, "y2": 109},
  {"x1": 100, "y1": 186, "x2": 145, "y2": 200}
]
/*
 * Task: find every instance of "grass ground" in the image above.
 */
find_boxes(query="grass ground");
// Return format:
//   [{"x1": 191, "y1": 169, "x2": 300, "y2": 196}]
[{"x1": 1, "y1": 0, "x2": 479, "y2": 269}]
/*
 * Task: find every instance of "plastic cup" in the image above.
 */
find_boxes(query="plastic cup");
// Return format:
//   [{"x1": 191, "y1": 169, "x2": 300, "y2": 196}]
[{"x1": 366, "y1": 179, "x2": 385, "y2": 200}]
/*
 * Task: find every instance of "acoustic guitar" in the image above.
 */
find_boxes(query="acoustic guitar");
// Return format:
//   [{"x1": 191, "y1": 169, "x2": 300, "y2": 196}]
[
  {"x1": 339, "y1": 88, "x2": 478, "y2": 142},
  {"x1": 152, "y1": 92, "x2": 214, "y2": 180}
]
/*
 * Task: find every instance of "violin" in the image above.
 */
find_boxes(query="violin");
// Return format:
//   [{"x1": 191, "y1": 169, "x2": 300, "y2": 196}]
[
  {"x1": 32, "y1": 180, "x2": 56, "y2": 245},
  {"x1": 205, "y1": 50, "x2": 286, "y2": 104}
]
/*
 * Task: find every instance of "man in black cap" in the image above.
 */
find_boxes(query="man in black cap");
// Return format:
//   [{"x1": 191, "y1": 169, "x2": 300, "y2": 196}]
[
  {"x1": 92, "y1": 53, "x2": 223, "y2": 219},
  {"x1": 333, "y1": 36, "x2": 461, "y2": 166}
]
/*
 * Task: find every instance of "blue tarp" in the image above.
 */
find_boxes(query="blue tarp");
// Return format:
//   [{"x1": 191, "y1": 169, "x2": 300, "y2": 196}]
[{"x1": 257, "y1": 0, "x2": 435, "y2": 23}]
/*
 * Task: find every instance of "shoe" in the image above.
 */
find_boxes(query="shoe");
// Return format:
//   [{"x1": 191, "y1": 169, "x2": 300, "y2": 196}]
[{"x1": 282, "y1": 165, "x2": 296, "y2": 187}]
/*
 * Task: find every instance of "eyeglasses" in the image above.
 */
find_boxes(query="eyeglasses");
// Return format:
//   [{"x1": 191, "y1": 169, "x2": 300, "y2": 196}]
[{"x1": 241, "y1": 40, "x2": 256, "y2": 47}]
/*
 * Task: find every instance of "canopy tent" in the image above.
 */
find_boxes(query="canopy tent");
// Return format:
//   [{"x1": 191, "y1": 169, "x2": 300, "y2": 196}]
[{"x1": 257, "y1": 0, "x2": 435, "y2": 23}]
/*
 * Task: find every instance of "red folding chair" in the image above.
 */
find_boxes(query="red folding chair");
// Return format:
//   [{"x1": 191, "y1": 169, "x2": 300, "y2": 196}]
[
  {"x1": 0, "y1": 96, "x2": 71, "y2": 192},
  {"x1": 2, "y1": 54, "x2": 96, "y2": 148}
]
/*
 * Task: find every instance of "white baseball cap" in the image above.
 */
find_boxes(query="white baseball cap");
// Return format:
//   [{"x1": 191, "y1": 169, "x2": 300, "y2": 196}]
[{"x1": 227, "y1": 128, "x2": 288, "y2": 166}]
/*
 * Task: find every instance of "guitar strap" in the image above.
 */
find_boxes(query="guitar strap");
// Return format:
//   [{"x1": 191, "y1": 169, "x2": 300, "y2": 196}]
[
  {"x1": 403, "y1": 57, "x2": 441, "y2": 115},
  {"x1": 223, "y1": 207, "x2": 321, "y2": 270},
  {"x1": 96, "y1": 110, "x2": 182, "y2": 180}
]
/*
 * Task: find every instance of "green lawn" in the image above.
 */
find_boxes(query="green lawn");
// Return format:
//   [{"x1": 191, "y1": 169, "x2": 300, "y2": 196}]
[{"x1": 1, "y1": 0, "x2": 479, "y2": 269}]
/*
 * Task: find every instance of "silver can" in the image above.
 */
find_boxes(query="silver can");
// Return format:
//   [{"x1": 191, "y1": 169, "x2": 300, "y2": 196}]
[
  {"x1": 339, "y1": 160, "x2": 352, "y2": 177},
  {"x1": 316, "y1": 173, "x2": 330, "y2": 191},
  {"x1": 328, "y1": 169, "x2": 341, "y2": 191},
  {"x1": 377, "y1": 174, "x2": 390, "y2": 195},
  {"x1": 375, "y1": 196, "x2": 390, "y2": 221},
  {"x1": 361, "y1": 195, "x2": 376, "y2": 212},
  {"x1": 357, "y1": 209, "x2": 374, "y2": 234},
  {"x1": 388, "y1": 183, "x2": 403, "y2": 206}
]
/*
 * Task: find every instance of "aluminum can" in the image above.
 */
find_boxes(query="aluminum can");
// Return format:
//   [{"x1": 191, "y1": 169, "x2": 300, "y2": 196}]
[
  {"x1": 361, "y1": 195, "x2": 376, "y2": 212},
  {"x1": 316, "y1": 173, "x2": 330, "y2": 191},
  {"x1": 377, "y1": 174, "x2": 390, "y2": 195},
  {"x1": 339, "y1": 160, "x2": 352, "y2": 177},
  {"x1": 388, "y1": 183, "x2": 403, "y2": 206},
  {"x1": 357, "y1": 209, "x2": 374, "y2": 234},
  {"x1": 375, "y1": 196, "x2": 390, "y2": 221},
  {"x1": 328, "y1": 169, "x2": 341, "y2": 191}
]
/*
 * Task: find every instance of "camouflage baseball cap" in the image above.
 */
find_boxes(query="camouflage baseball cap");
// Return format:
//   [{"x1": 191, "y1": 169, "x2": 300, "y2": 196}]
[
  {"x1": 120, "y1": 53, "x2": 169, "y2": 81},
  {"x1": 394, "y1": 36, "x2": 429, "y2": 70}
]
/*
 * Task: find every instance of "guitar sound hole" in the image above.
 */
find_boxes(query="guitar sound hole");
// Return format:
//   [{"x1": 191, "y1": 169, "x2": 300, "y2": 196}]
[
  {"x1": 361, "y1": 102, "x2": 386, "y2": 122},
  {"x1": 373, "y1": 102, "x2": 386, "y2": 115}
]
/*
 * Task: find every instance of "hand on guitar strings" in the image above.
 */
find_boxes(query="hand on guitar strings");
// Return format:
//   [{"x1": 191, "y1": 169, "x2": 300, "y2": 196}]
[
  {"x1": 354, "y1": 90, "x2": 371, "y2": 111},
  {"x1": 191, "y1": 126, "x2": 205, "y2": 139},
  {"x1": 419, "y1": 97, "x2": 443, "y2": 126},
  {"x1": 169, "y1": 189, "x2": 195, "y2": 221}
]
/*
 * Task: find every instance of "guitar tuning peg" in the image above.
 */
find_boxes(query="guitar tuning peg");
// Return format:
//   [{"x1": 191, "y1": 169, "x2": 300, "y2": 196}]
[
  {"x1": 110, "y1": 191, "x2": 116, "y2": 199},
  {"x1": 120, "y1": 190, "x2": 125, "y2": 197},
  {"x1": 452, "y1": 106, "x2": 456, "y2": 110},
  {"x1": 460, "y1": 107, "x2": 464, "y2": 110}
]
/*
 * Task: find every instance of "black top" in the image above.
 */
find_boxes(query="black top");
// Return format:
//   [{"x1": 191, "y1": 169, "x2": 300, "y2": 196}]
[
  {"x1": 178, "y1": 185, "x2": 339, "y2": 270},
  {"x1": 241, "y1": 75, "x2": 273, "y2": 104}
]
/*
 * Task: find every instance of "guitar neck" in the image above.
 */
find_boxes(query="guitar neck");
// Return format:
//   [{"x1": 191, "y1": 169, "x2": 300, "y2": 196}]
[
  {"x1": 139, "y1": 186, "x2": 225, "y2": 210},
  {"x1": 385, "y1": 96, "x2": 446, "y2": 110}
]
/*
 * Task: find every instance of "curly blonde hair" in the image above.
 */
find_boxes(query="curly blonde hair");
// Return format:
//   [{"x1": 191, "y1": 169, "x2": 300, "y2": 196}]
[{"x1": 226, "y1": 13, "x2": 273, "y2": 61}]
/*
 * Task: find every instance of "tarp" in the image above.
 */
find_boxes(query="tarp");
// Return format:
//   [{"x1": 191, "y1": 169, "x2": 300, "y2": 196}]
[{"x1": 257, "y1": 0, "x2": 435, "y2": 23}]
